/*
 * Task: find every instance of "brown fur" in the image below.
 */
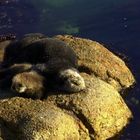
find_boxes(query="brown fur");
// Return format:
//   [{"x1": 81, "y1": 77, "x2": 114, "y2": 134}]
[
  {"x1": 0, "y1": 34, "x2": 85, "y2": 97},
  {"x1": 0, "y1": 63, "x2": 32, "y2": 79},
  {"x1": 11, "y1": 71, "x2": 46, "y2": 99},
  {"x1": 0, "y1": 63, "x2": 32, "y2": 89}
]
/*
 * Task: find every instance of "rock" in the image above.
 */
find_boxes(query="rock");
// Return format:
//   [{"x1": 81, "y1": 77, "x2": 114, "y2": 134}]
[
  {"x1": 54, "y1": 35, "x2": 135, "y2": 91},
  {"x1": 0, "y1": 34, "x2": 134, "y2": 139},
  {"x1": 0, "y1": 97, "x2": 90, "y2": 140},
  {"x1": 0, "y1": 74, "x2": 132, "y2": 139},
  {"x1": 46, "y1": 73, "x2": 132, "y2": 140},
  {"x1": 0, "y1": 35, "x2": 135, "y2": 92},
  {"x1": 0, "y1": 40, "x2": 12, "y2": 62}
]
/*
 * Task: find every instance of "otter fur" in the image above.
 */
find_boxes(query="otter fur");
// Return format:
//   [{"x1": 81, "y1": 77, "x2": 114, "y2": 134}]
[
  {"x1": 0, "y1": 63, "x2": 32, "y2": 89},
  {"x1": 11, "y1": 71, "x2": 46, "y2": 99},
  {"x1": 3, "y1": 37, "x2": 77, "y2": 69},
  {"x1": 11, "y1": 67, "x2": 85, "y2": 96},
  {"x1": 0, "y1": 34, "x2": 85, "y2": 98}
]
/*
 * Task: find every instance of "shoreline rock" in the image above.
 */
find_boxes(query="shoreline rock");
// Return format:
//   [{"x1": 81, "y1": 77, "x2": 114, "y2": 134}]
[
  {"x1": 54, "y1": 35, "x2": 135, "y2": 91},
  {"x1": 0, "y1": 97, "x2": 90, "y2": 140},
  {"x1": 46, "y1": 73, "x2": 132, "y2": 140},
  {"x1": 0, "y1": 34, "x2": 135, "y2": 139}
]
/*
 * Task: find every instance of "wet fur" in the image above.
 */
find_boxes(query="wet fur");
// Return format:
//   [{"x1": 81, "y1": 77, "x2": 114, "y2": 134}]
[
  {"x1": 0, "y1": 63, "x2": 32, "y2": 89},
  {"x1": 0, "y1": 35, "x2": 85, "y2": 98},
  {"x1": 3, "y1": 37, "x2": 77, "y2": 68},
  {"x1": 12, "y1": 71, "x2": 46, "y2": 99}
]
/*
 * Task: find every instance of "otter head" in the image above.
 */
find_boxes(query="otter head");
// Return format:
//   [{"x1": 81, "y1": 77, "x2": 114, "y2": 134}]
[
  {"x1": 58, "y1": 68, "x2": 86, "y2": 92},
  {"x1": 11, "y1": 71, "x2": 45, "y2": 99},
  {"x1": 11, "y1": 82, "x2": 27, "y2": 93}
]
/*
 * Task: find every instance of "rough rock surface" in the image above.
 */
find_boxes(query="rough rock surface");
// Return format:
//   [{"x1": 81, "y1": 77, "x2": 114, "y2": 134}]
[
  {"x1": 54, "y1": 35, "x2": 135, "y2": 91},
  {"x1": 0, "y1": 34, "x2": 135, "y2": 140},
  {"x1": 0, "y1": 74, "x2": 132, "y2": 140},
  {"x1": 46, "y1": 74, "x2": 132, "y2": 140},
  {"x1": 0, "y1": 97, "x2": 89, "y2": 140}
]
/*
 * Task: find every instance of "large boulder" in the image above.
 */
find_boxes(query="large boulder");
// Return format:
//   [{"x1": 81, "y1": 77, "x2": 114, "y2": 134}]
[
  {"x1": 47, "y1": 73, "x2": 132, "y2": 140},
  {"x1": 54, "y1": 35, "x2": 135, "y2": 91},
  {"x1": 0, "y1": 34, "x2": 135, "y2": 139},
  {"x1": 0, "y1": 75, "x2": 132, "y2": 140},
  {"x1": 0, "y1": 97, "x2": 89, "y2": 140}
]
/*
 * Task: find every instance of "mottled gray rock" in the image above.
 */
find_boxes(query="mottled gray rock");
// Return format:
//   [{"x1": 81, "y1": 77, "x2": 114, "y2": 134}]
[{"x1": 54, "y1": 35, "x2": 135, "y2": 91}]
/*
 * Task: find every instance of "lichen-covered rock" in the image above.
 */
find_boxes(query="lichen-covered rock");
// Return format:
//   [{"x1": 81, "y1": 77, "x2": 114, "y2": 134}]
[
  {"x1": 0, "y1": 97, "x2": 90, "y2": 140},
  {"x1": 54, "y1": 35, "x2": 135, "y2": 91},
  {"x1": 47, "y1": 73, "x2": 132, "y2": 140}
]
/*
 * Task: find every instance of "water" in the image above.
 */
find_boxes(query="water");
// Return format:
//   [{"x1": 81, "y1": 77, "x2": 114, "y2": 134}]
[{"x1": 0, "y1": 0, "x2": 140, "y2": 139}]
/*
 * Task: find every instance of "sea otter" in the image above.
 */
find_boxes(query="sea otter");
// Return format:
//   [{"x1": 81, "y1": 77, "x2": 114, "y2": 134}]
[
  {"x1": 0, "y1": 34, "x2": 85, "y2": 98},
  {"x1": 11, "y1": 64, "x2": 85, "y2": 98},
  {"x1": 2, "y1": 36, "x2": 77, "y2": 68}
]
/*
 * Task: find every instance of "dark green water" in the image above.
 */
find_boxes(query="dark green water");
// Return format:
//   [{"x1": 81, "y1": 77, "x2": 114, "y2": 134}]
[{"x1": 0, "y1": 0, "x2": 140, "y2": 139}]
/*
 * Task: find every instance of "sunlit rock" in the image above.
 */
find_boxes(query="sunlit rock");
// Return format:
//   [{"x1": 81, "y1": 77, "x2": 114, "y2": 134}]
[
  {"x1": 0, "y1": 97, "x2": 89, "y2": 140},
  {"x1": 0, "y1": 33, "x2": 135, "y2": 139},
  {"x1": 55, "y1": 35, "x2": 135, "y2": 91},
  {"x1": 47, "y1": 73, "x2": 132, "y2": 140}
]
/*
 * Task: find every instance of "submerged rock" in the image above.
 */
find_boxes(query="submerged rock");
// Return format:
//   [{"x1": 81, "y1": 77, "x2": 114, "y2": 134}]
[{"x1": 54, "y1": 35, "x2": 135, "y2": 91}]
